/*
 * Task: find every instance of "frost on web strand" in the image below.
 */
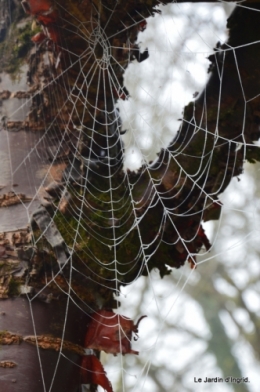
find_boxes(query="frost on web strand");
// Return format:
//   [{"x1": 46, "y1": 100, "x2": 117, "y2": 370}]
[{"x1": 1, "y1": 1, "x2": 260, "y2": 392}]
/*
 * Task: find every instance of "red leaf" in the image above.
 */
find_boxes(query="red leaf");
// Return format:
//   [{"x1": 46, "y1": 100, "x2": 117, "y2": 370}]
[
  {"x1": 22, "y1": 0, "x2": 58, "y2": 25},
  {"x1": 85, "y1": 310, "x2": 146, "y2": 355},
  {"x1": 139, "y1": 20, "x2": 147, "y2": 32},
  {"x1": 197, "y1": 225, "x2": 211, "y2": 251},
  {"x1": 22, "y1": 0, "x2": 53, "y2": 15},
  {"x1": 188, "y1": 256, "x2": 197, "y2": 269},
  {"x1": 31, "y1": 32, "x2": 46, "y2": 44},
  {"x1": 81, "y1": 355, "x2": 113, "y2": 392}
]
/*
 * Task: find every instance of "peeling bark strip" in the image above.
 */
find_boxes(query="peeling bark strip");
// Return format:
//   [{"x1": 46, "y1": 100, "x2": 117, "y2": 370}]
[
  {"x1": 0, "y1": 331, "x2": 23, "y2": 345},
  {"x1": 31, "y1": 206, "x2": 69, "y2": 266},
  {"x1": 0, "y1": 361, "x2": 16, "y2": 368},
  {"x1": 0, "y1": 330, "x2": 85, "y2": 355},
  {"x1": 24, "y1": 335, "x2": 86, "y2": 356},
  {"x1": 0, "y1": 192, "x2": 32, "y2": 208}
]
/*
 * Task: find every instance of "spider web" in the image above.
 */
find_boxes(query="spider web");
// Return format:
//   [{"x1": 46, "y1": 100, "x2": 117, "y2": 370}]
[{"x1": 1, "y1": 1, "x2": 260, "y2": 391}]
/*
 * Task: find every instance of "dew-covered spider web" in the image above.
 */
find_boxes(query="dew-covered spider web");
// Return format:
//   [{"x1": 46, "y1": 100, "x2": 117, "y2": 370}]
[{"x1": 1, "y1": 1, "x2": 260, "y2": 391}]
